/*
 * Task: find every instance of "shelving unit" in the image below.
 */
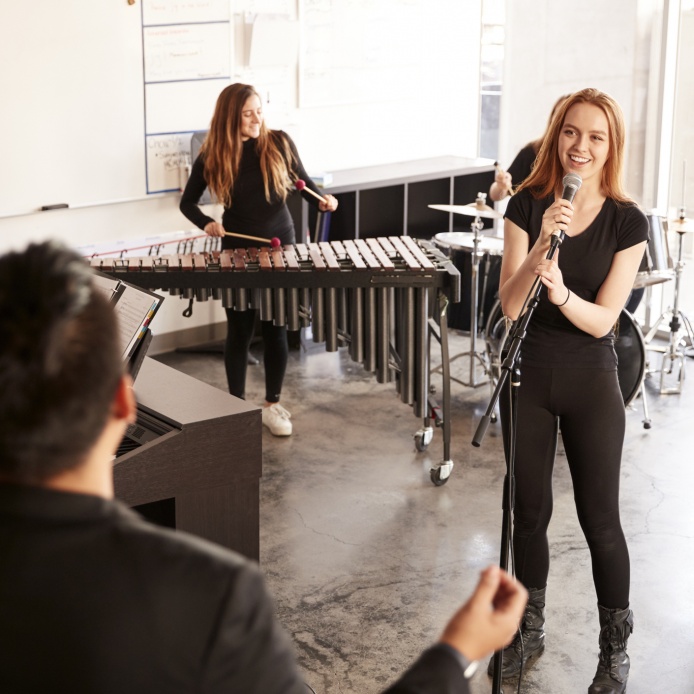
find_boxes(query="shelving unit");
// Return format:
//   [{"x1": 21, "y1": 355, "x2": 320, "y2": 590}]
[{"x1": 288, "y1": 155, "x2": 496, "y2": 242}]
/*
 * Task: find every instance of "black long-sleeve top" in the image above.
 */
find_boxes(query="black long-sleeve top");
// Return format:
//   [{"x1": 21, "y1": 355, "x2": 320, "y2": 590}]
[{"x1": 180, "y1": 131, "x2": 323, "y2": 248}]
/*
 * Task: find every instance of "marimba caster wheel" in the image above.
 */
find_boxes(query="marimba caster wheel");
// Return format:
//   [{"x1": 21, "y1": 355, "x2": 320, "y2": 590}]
[
  {"x1": 430, "y1": 460, "x2": 454, "y2": 486},
  {"x1": 414, "y1": 426, "x2": 434, "y2": 452}
]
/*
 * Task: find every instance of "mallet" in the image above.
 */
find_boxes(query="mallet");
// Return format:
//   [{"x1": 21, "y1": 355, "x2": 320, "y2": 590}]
[
  {"x1": 295, "y1": 179, "x2": 327, "y2": 204},
  {"x1": 224, "y1": 231, "x2": 281, "y2": 248}
]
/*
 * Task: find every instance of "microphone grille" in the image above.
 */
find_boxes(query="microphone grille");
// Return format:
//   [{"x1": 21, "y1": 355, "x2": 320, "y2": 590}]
[{"x1": 563, "y1": 172, "x2": 582, "y2": 191}]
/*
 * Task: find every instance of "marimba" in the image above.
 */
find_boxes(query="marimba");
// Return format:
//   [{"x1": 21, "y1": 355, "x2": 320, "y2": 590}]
[{"x1": 93, "y1": 236, "x2": 459, "y2": 484}]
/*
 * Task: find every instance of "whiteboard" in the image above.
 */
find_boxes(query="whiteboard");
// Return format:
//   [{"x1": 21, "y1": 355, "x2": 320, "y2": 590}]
[{"x1": 0, "y1": 1, "x2": 147, "y2": 216}]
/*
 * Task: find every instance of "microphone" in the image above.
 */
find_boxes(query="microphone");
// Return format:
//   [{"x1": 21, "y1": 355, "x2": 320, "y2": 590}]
[
  {"x1": 561, "y1": 172, "x2": 582, "y2": 203},
  {"x1": 553, "y1": 172, "x2": 582, "y2": 243}
]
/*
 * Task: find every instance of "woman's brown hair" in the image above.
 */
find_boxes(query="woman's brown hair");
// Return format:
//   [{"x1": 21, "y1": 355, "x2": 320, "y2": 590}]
[
  {"x1": 520, "y1": 87, "x2": 631, "y2": 203},
  {"x1": 200, "y1": 83, "x2": 297, "y2": 207}
]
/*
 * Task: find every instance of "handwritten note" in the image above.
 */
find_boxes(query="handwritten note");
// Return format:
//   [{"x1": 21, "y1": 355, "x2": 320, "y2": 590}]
[
  {"x1": 146, "y1": 133, "x2": 191, "y2": 193},
  {"x1": 144, "y1": 23, "x2": 230, "y2": 83}
]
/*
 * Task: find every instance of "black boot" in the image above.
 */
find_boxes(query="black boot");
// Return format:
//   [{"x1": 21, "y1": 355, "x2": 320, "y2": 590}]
[
  {"x1": 588, "y1": 604, "x2": 634, "y2": 694},
  {"x1": 487, "y1": 586, "x2": 546, "y2": 679}
]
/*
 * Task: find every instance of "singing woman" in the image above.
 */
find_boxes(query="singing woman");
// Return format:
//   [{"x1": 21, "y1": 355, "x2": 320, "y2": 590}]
[{"x1": 493, "y1": 88, "x2": 648, "y2": 694}]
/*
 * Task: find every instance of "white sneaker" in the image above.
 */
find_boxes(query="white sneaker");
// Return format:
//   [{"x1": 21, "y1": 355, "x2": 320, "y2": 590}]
[{"x1": 262, "y1": 403, "x2": 292, "y2": 436}]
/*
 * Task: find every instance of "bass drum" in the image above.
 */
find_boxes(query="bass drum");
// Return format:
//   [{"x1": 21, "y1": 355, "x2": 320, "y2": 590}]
[
  {"x1": 614, "y1": 309, "x2": 647, "y2": 407},
  {"x1": 484, "y1": 301, "x2": 646, "y2": 407}
]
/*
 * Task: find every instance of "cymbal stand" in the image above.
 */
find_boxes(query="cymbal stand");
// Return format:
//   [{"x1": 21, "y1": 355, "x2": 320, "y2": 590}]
[
  {"x1": 643, "y1": 225, "x2": 694, "y2": 394},
  {"x1": 452, "y1": 214, "x2": 493, "y2": 388}
]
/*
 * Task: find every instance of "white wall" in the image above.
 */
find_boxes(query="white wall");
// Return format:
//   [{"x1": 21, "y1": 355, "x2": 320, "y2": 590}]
[{"x1": 499, "y1": 0, "x2": 643, "y2": 198}]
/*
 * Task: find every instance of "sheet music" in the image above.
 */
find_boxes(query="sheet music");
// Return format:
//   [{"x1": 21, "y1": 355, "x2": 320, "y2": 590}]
[
  {"x1": 112, "y1": 285, "x2": 160, "y2": 359},
  {"x1": 91, "y1": 274, "x2": 120, "y2": 302}
]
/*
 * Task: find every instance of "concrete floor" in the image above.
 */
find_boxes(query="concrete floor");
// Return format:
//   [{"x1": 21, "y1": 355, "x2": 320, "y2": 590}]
[{"x1": 155, "y1": 328, "x2": 694, "y2": 694}]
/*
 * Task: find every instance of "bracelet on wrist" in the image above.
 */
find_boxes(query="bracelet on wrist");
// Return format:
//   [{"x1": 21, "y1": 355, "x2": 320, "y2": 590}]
[{"x1": 556, "y1": 287, "x2": 571, "y2": 307}]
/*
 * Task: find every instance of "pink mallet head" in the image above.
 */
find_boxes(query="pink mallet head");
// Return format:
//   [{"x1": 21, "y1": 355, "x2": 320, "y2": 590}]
[
  {"x1": 270, "y1": 237, "x2": 281, "y2": 248},
  {"x1": 295, "y1": 179, "x2": 306, "y2": 191}
]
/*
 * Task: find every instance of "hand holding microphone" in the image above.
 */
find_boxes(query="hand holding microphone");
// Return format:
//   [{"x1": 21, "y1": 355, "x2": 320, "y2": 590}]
[
  {"x1": 540, "y1": 172, "x2": 582, "y2": 246},
  {"x1": 535, "y1": 173, "x2": 582, "y2": 307}
]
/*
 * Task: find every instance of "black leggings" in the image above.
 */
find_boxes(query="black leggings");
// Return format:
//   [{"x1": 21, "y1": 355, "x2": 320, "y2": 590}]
[
  {"x1": 501, "y1": 365, "x2": 630, "y2": 609},
  {"x1": 224, "y1": 308, "x2": 288, "y2": 403}
]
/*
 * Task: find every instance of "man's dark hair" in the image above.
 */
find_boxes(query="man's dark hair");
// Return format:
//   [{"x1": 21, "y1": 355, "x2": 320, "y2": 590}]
[{"x1": 0, "y1": 241, "x2": 123, "y2": 483}]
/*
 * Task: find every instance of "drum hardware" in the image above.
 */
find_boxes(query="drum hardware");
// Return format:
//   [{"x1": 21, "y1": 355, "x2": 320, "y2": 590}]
[
  {"x1": 633, "y1": 213, "x2": 675, "y2": 292},
  {"x1": 431, "y1": 193, "x2": 502, "y2": 388},
  {"x1": 643, "y1": 215, "x2": 694, "y2": 394}
]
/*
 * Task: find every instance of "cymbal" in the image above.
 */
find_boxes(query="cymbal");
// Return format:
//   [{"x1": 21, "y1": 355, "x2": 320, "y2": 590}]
[
  {"x1": 632, "y1": 270, "x2": 673, "y2": 290},
  {"x1": 668, "y1": 217, "x2": 694, "y2": 233},
  {"x1": 428, "y1": 202, "x2": 503, "y2": 220}
]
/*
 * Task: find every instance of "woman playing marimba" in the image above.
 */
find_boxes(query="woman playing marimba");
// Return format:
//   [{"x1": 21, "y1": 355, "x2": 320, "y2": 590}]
[{"x1": 180, "y1": 83, "x2": 338, "y2": 436}]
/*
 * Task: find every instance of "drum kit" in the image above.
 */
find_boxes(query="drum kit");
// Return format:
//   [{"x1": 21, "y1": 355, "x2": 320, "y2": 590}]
[
  {"x1": 429, "y1": 191, "x2": 694, "y2": 427},
  {"x1": 430, "y1": 193, "x2": 503, "y2": 388}
]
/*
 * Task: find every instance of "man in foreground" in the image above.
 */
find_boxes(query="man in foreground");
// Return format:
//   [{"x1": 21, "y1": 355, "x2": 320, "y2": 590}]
[{"x1": 0, "y1": 241, "x2": 526, "y2": 693}]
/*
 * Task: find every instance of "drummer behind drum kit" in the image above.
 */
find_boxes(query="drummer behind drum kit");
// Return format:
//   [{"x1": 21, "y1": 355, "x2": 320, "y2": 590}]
[{"x1": 429, "y1": 192, "x2": 694, "y2": 428}]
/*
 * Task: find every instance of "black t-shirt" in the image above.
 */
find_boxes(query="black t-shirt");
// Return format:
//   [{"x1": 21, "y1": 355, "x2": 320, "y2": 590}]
[
  {"x1": 505, "y1": 188, "x2": 649, "y2": 369},
  {"x1": 506, "y1": 143, "x2": 537, "y2": 188},
  {"x1": 180, "y1": 131, "x2": 322, "y2": 248}
]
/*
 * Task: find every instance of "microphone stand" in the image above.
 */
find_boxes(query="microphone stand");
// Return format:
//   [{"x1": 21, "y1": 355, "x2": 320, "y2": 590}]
[{"x1": 471, "y1": 230, "x2": 565, "y2": 694}]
